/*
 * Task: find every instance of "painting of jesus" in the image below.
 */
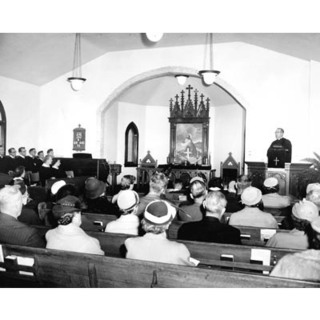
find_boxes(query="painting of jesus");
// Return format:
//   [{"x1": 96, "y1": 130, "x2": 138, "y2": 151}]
[{"x1": 174, "y1": 123, "x2": 203, "y2": 164}]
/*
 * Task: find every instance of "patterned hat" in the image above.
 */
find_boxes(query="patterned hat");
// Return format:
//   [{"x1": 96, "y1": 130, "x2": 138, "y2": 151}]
[
  {"x1": 241, "y1": 187, "x2": 262, "y2": 206},
  {"x1": 144, "y1": 200, "x2": 176, "y2": 226},
  {"x1": 52, "y1": 195, "x2": 82, "y2": 219},
  {"x1": 117, "y1": 190, "x2": 139, "y2": 212},
  {"x1": 292, "y1": 200, "x2": 319, "y2": 222}
]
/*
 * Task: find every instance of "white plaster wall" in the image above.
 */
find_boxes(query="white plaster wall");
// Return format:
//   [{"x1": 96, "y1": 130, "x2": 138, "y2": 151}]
[
  {"x1": 210, "y1": 103, "x2": 244, "y2": 176},
  {"x1": 0, "y1": 75, "x2": 40, "y2": 153},
  {"x1": 38, "y1": 41, "x2": 313, "y2": 164}
]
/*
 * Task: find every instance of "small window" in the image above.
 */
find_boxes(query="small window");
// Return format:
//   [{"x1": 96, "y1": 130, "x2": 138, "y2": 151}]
[
  {"x1": 125, "y1": 122, "x2": 139, "y2": 167},
  {"x1": 0, "y1": 101, "x2": 6, "y2": 156}
]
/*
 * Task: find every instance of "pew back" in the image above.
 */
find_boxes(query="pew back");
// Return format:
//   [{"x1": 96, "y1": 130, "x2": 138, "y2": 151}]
[{"x1": 0, "y1": 243, "x2": 318, "y2": 288}]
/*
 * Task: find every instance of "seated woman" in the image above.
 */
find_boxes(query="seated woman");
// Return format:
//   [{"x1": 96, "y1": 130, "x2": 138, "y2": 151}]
[
  {"x1": 83, "y1": 177, "x2": 118, "y2": 215},
  {"x1": 111, "y1": 175, "x2": 136, "y2": 204},
  {"x1": 39, "y1": 155, "x2": 66, "y2": 186},
  {"x1": 124, "y1": 200, "x2": 195, "y2": 266},
  {"x1": 266, "y1": 200, "x2": 318, "y2": 249},
  {"x1": 106, "y1": 190, "x2": 140, "y2": 235},
  {"x1": 45, "y1": 195, "x2": 104, "y2": 255}
]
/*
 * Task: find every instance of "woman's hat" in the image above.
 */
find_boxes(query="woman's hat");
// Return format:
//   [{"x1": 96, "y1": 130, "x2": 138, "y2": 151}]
[
  {"x1": 292, "y1": 200, "x2": 319, "y2": 222},
  {"x1": 117, "y1": 190, "x2": 139, "y2": 212},
  {"x1": 263, "y1": 177, "x2": 278, "y2": 188},
  {"x1": 241, "y1": 187, "x2": 262, "y2": 206},
  {"x1": 85, "y1": 177, "x2": 105, "y2": 199},
  {"x1": 144, "y1": 200, "x2": 176, "y2": 226},
  {"x1": 51, "y1": 180, "x2": 66, "y2": 195},
  {"x1": 52, "y1": 195, "x2": 81, "y2": 219}
]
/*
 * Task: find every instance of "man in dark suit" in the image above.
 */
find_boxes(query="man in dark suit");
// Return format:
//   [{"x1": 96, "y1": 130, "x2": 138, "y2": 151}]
[
  {"x1": 26, "y1": 148, "x2": 38, "y2": 172},
  {"x1": 0, "y1": 185, "x2": 45, "y2": 248},
  {"x1": 177, "y1": 191, "x2": 241, "y2": 245},
  {"x1": 15, "y1": 146, "x2": 28, "y2": 168},
  {"x1": 267, "y1": 128, "x2": 292, "y2": 168},
  {"x1": 2, "y1": 147, "x2": 17, "y2": 174}
]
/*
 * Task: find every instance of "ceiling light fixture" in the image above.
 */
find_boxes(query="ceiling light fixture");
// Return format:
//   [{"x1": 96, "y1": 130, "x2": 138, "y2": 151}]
[
  {"x1": 67, "y1": 33, "x2": 86, "y2": 91},
  {"x1": 145, "y1": 33, "x2": 164, "y2": 43},
  {"x1": 175, "y1": 74, "x2": 189, "y2": 86},
  {"x1": 198, "y1": 33, "x2": 220, "y2": 86}
]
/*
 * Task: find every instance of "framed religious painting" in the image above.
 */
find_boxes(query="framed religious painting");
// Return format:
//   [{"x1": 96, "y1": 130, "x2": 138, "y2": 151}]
[{"x1": 167, "y1": 85, "x2": 210, "y2": 165}]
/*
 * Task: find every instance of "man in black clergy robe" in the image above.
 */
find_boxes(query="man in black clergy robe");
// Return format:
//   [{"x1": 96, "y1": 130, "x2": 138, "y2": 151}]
[{"x1": 267, "y1": 128, "x2": 292, "y2": 168}]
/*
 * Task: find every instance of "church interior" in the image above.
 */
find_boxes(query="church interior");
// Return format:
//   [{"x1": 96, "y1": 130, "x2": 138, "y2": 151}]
[{"x1": 2, "y1": 31, "x2": 320, "y2": 294}]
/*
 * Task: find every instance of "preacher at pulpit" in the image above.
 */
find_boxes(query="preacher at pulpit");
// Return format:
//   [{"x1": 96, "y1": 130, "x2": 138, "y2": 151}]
[{"x1": 267, "y1": 128, "x2": 292, "y2": 168}]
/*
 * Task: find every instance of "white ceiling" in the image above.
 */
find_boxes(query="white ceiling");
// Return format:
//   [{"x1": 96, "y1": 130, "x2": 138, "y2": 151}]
[{"x1": 1, "y1": 33, "x2": 320, "y2": 86}]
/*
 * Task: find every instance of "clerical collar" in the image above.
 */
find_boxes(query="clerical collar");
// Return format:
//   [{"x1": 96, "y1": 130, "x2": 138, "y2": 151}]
[
  {"x1": 9, "y1": 155, "x2": 15, "y2": 159},
  {"x1": 42, "y1": 163, "x2": 50, "y2": 168},
  {"x1": 18, "y1": 154, "x2": 25, "y2": 159}
]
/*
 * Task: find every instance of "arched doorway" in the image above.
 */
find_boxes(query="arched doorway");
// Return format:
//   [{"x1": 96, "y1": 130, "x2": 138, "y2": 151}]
[{"x1": 0, "y1": 100, "x2": 7, "y2": 156}]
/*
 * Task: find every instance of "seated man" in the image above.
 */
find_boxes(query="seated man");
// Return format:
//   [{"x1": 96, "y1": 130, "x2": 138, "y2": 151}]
[
  {"x1": 0, "y1": 185, "x2": 45, "y2": 247},
  {"x1": 125, "y1": 200, "x2": 194, "y2": 266},
  {"x1": 178, "y1": 177, "x2": 207, "y2": 222},
  {"x1": 46, "y1": 195, "x2": 104, "y2": 255},
  {"x1": 83, "y1": 177, "x2": 118, "y2": 215},
  {"x1": 270, "y1": 216, "x2": 320, "y2": 281},
  {"x1": 178, "y1": 191, "x2": 241, "y2": 245},
  {"x1": 262, "y1": 177, "x2": 291, "y2": 209},
  {"x1": 136, "y1": 172, "x2": 169, "y2": 216},
  {"x1": 229, "y1": 187, "x2": 278, "y2": 228},
  {"x1": 105, "y1": 190, "x2": 140, "y2": 235},
  {"x1": 266, "y1": 200, "x2": 318, "y2": 249}
]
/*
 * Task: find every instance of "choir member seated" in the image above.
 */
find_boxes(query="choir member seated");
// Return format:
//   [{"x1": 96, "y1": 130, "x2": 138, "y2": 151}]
[
  {"x1": 178, "y1": 177, "x2": 207, "y2": 222},
  {"x1": 125, "y1": 200, "x2": 195, "y2": 266},
  {"x1": 267, "y1": 200, "x2": 319, "y2": 249},
  {"x1": 111, "y1": 174, "x2": 136, "y2": 204},
  {"x1": 270, "y1": 216, "x2": 320, "y2": 282},
  {"x1": 2, "y1": 147, "x2": 17, "y2": 175},
  {"x1": 0, "y1": 185, "x2": 45, "y2": 248},
  {"x1": 262, "y1": 177, "x2": 291, "y2": 209},
  {"x1": 178, "y1": 191, "x2": 241, "y2": 245},
  {"x1": 83, "y1": 177, "x2": 118, "y2": 215},
  {"x1": 39, "y1": 155, "x2": 66, "y2": 186},
  {"x1": 105, "y1": 190, "x2": 140, "y2": 235},
  {"x1": 45, "y1": 195, "x2": 104, "y2": 255},
  {"x1": 229, "y1": 187, "x2": 278, "y2": 228}
]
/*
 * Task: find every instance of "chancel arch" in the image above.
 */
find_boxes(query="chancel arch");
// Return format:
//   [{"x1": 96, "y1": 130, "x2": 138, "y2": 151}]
[
  {"x1": 98, "y1": 67, "x2": 249, "y2": 179},
  {"x1": 0, "y1": 100, "x2": 7, "y2": 156}
]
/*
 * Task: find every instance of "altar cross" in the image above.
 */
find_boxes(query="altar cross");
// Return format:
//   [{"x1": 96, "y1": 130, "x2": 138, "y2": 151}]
[{"x1": 184, "y1": 148, "x2": 191, "y2": 159}]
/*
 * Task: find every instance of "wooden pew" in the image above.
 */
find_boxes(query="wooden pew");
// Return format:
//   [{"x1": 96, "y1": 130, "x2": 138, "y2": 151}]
[
  {"x1": 167, "y1": 220, "x2": 292, "y2": 246},
  {"x1": 32, "y1": 224, "x2": 299, "y2": 274},
  {"x1": 0, "y1": 243, "x2": 319, "y2": 288}
]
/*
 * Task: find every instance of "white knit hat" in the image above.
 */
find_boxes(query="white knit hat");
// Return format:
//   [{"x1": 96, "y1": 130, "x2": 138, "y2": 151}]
[
  {"x1": 144, "y1": 200, "x2": 176, "y2": 225},
  {"x1": 263, "y1": 177, "x2": 278, "y2": 188},
  {"x1": 292, "y1": 200, "x2": 319, "y2": 222},
  {"x1": 117, "y1": 190, "x2": 139, "y2": 212},
  {"x1": 51, "y1": 180, "x2": 66, "y2": 195},
  {"x1": 306, "y1": 183, "x2": 320, "y2": 194},
  {"x1": 241, "y1": 187, "x2": 262, "y2": 206}
]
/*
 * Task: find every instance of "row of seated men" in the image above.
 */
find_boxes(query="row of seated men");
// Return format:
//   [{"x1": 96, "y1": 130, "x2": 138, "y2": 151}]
[
  {"x1": 0, "y1": 147, "x2": 67, "y2": 186},
  {"x1": 1, "y1": 168, "x2": 320, "y2": 282}
]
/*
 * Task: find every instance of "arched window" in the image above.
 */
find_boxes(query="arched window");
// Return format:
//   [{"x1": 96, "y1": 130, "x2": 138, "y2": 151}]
[
  {"x1": 0, "y1": 101, "x2": 6, "y2": 156},
  {"x1": 125, "y1": 122, "x2": 139, "y2": 167}
]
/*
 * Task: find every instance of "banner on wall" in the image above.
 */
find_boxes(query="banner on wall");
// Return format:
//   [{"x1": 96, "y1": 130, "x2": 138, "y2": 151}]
[{"x1": 73, "y1": 124, "x2": 86, "y2": 151}]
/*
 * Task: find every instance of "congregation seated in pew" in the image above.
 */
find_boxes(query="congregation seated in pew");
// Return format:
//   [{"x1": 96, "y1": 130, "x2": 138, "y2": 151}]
[
  {"x1": 105, "y1": 189, "x2": 140, "y2": 235},
  {"x1": 266, "y1": 200, "x2": 319, "y2": 249},
  {"x1": 178, "y1": 176, "x2": 206, "y2": 222},
  {"x1": 178, "y1": 191, "x2": 242, "y2": 245},
  {"x1": 229, "y1": 187, "x2": 279, "y2": 229},
  {"x1": 125, "y1": 200, "x2": 195, "y2": 266},
  {"x1": 83, "y1": 177, "x2": 118, "y2": 215},
  {"x1": 270, "y1": 216, "x2": 320, "y2": 281},
  {"x1": 45, "y1": 195, "x2": 104, "y2": 255},
  {"x1": 0, "y1": 185, "x2": 45, "y2": 248}
]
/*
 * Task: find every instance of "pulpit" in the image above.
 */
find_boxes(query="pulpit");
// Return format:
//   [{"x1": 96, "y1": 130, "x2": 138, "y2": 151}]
[
  {"x1": 246, "y1": 161, "x2": 311, "y2": 197},
  {"x1": 267, "y1": 146, "x2": 286, "y2": 168}
]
